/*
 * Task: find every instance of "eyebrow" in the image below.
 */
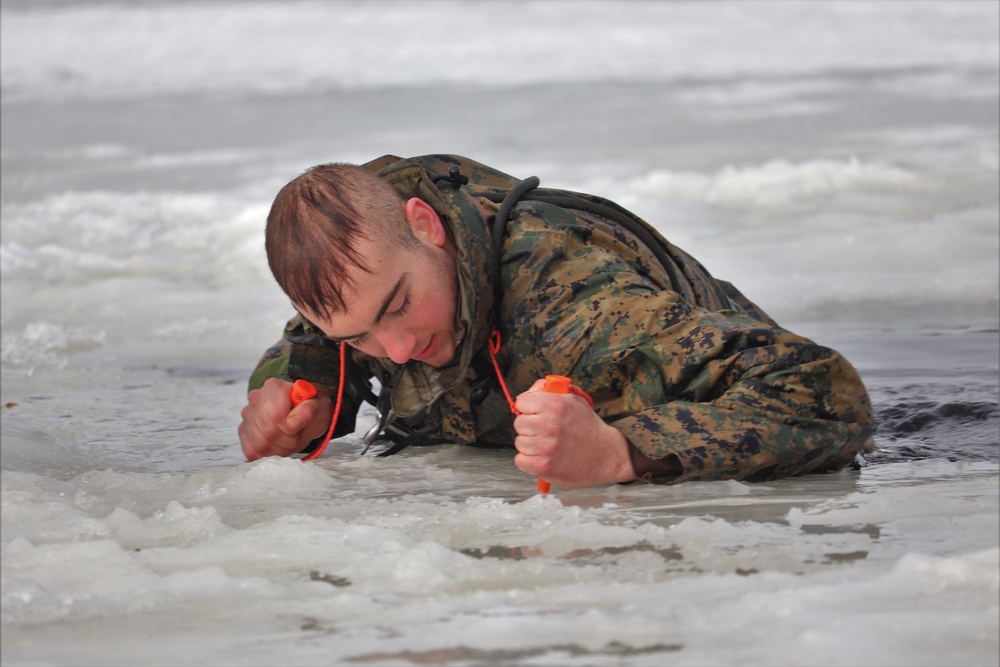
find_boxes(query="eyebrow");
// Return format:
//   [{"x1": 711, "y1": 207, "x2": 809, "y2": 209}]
[{"x1": 329, "y1": 273, "x2": 407, "y2": 342}]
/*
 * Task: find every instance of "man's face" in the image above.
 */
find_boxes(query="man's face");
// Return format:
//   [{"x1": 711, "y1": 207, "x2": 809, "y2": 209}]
[{"x1": 297, "y1": 200, "x2": 464, "y2": 367}]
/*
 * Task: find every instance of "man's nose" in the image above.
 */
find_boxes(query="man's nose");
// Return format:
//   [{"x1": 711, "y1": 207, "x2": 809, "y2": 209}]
[{"x1": 378, "y1": 330, "x2": 416, "y2": 365}]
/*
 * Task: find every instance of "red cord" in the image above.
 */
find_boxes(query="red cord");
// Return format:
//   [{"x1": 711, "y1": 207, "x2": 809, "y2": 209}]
[
  {"x1": 489, "y1": 328, "x2": 521, "y2": 417},
  {"x1": 568, "y1": 385, "x2": 595, "y2": 409},
  {"x1": 488, "y1": 327, "x2": 593, "y2": 414},
  {"x1": 301, "y1": 342, "x2": 346, "y2": 461}
]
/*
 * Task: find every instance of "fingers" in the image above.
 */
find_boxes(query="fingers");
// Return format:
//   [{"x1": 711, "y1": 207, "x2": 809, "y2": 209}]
[
  {"x1": 238, "y1": 378, "x2": 327, "y2": 461},
  {"x1": 512, "y1": 390, "x2": 574, "y2": 478},
  {"x1": 510, "y1": 384, "x2": 635, "y2": 488},
  {"x1": 513, "y1": 450, "x2": 549, "y2": 480},
  {"x1": 514, "y1": 382, "x2": 570, "y2": 420}
]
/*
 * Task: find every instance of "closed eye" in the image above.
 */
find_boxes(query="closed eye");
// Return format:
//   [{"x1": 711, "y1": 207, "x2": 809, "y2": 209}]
[
  {"x1": 389, "y1": 295, "x2": 411, "y2": 318},
  {"x1": 346, "y1": 333, "x2": 369, "y2": 347},
  {"x1": 343, "y1": 295, "x2": 410, "y2": 348}
]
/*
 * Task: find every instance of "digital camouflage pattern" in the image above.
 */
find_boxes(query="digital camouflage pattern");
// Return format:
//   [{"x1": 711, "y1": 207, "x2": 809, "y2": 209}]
[{"x1": 250, "y1": 154, "x2": 875, "y2": 483}]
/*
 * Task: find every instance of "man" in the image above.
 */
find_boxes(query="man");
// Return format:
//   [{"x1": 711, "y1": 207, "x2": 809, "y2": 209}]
[{"x1": 238, "y1": 154, "x2": 875, "y2": 488}]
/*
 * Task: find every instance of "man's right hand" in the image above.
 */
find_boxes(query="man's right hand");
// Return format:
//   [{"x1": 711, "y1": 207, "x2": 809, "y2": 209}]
[{"x1": 238, "y1": 377, "x2": 333, "y2": 461}]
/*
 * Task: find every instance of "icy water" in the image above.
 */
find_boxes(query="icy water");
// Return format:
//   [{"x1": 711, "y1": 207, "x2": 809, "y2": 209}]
[{"x1": 2, "y1": 1, "x2": 998, "y2": 666}]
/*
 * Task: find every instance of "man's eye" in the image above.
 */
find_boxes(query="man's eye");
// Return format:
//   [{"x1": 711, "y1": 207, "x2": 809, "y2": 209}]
[
  {"x1": 338, "y1": 294, "x2": 409, "y2": 348},
  {"x1": 390, "y1": 295, "x2": 411, "y2": 318}
]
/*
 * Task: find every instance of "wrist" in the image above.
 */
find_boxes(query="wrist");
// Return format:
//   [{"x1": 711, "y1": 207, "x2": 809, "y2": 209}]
[{"x1": 606, "y1": 426, "x2": 639, "y2": 484}]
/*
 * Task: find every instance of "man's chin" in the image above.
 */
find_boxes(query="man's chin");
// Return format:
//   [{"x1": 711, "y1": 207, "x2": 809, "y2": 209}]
[
  {"x1": 423, "y1": 352, "x2": 456, "y2": 368},
  {"x1": 424, "y1": 340, "x2": 458, "y2": 368}
]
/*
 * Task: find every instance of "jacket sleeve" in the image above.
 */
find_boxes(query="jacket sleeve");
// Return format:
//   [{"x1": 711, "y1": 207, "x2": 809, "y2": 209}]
[
  {"x1": 581, "y1": 297, "x2": 874, "y2": 483},
  {"x1": 499, "y1": 208, "x2": 875, "y2": 484},
  {"x1": 248, "y1": 314, "x2": 371, "y2": 440}
]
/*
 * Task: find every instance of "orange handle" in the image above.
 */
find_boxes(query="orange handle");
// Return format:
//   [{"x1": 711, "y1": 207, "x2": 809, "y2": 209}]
[
  {"x1": 290, "y1": 379, "x2": 317, "y2": 405},
  {"x1": 544, "y1": 375, "x2": 571, "y2": 394},
  {"x1": 536, "y1": 375, "x2": 573, "y2": 494}
]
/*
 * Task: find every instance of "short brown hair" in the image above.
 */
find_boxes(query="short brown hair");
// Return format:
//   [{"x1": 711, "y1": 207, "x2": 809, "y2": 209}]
[{"x1": 265, "y1": 163, "x2": 411, "y2": 319}]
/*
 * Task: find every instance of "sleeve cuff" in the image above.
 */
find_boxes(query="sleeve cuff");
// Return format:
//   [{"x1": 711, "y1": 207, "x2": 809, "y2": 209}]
[{"x1": 627, "y1": 441, "x2": 682, "y2": 483}]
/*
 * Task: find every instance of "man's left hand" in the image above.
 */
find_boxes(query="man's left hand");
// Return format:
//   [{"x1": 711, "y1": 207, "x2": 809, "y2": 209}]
[{"x1": 512, "y1": 379, "x2": 638, "y2": 489}]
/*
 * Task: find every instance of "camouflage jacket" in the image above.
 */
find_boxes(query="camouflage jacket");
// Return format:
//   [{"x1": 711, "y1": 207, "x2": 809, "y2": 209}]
[{"x1": 250, "y1": 154, "x2": 875, "y2": 483}]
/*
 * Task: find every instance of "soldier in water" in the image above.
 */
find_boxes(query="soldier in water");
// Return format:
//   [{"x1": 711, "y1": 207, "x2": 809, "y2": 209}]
[{"x1": 238, "y1": 154, "x2": 875, "y2": 488}]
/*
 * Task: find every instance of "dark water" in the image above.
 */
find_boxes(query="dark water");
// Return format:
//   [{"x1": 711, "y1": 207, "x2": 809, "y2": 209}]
[{"x1": 817, "y1": 327, "x2": 999, "y2": 466}]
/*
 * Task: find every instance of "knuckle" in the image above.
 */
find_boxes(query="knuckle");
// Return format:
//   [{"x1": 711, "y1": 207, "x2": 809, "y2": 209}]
[{"x1": 262, "y1": 377, "x2": 284, "y2": 390}]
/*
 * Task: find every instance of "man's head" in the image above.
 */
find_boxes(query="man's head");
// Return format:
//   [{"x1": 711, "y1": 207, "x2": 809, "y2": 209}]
[
  {"x1": 266, "y1": 163, "x2": 414, "y2": 320},
  {"x1": 265, "y1": 164, "x2": 464, "y2": 366}
]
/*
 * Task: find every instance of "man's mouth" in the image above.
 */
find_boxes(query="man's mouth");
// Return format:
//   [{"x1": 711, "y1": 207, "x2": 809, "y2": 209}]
[{"x1": 412, "y1": 335, "x2": 439, "y2": 362}]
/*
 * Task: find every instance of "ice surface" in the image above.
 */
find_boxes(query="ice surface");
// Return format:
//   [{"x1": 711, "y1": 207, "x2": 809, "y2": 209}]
[{"x1": 2, "y1": 451, "x2": 997, "y2": 666}]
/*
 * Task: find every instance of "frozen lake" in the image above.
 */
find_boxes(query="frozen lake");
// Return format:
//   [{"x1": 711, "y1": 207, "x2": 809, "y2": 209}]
[{"x1": 2, "y1": 1, "x2": 998, "y2": 665}]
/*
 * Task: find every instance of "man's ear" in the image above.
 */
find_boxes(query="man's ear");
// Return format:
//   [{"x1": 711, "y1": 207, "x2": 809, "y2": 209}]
[{"x1": 404, "y1": 198, "x2": 447, "y2": 248}]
